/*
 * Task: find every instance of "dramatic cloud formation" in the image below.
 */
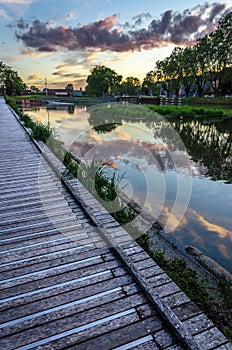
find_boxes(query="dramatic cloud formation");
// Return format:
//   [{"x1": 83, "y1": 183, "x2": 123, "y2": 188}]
[{"x1": 15, "y1": 2, "x2": 229, "y2": 53}]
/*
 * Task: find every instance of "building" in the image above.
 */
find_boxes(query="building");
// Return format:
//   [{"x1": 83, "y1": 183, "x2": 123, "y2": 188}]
[{"x1": 42, "y1": 88, "x2": 82, "y2": 97}]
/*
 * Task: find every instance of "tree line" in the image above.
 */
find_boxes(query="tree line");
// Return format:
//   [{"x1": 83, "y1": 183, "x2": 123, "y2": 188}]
[{"x1": 86, "y1": 12, "x2": 231, "y2": 98}]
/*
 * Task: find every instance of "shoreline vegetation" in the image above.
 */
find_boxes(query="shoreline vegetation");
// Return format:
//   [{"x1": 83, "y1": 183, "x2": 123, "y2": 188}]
[
  {"x1": 6, "y1": 95, "x2": 232, "y2": 341},
  {"x1": 16, "y1": 94, "x2": 232, "y2": 118},
  {"x1": 147, "y1": 104, "x2": 232, "y2": 118}
]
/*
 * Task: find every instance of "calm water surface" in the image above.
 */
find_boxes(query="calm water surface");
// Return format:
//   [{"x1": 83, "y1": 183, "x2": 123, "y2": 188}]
[{"x1": 26, "y1": 104, "x2": 232, "y2": 274}]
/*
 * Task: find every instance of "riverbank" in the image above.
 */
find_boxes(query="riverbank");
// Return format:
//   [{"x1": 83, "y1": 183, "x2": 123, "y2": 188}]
[
  {"x1": 16, "y1": 93, "x2": 232, "y2": 111},
  {"x1": 147, "y1": 104, "x2": 232, "y2": 118},
  {"x1": 183, "y1": 97, "x2": 232, "y2": 108}
]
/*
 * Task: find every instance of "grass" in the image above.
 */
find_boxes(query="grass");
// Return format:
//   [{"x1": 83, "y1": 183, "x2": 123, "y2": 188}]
[
  {"x1": 147, "y1": 104, "x2": 232, "y2": 118},
  {"x1": 15, "y1": 94, "x2": 39, "y2": 100},
  {"x1": 15, "y1": 94, "x2": 117, "y2": 106},
  {"x1": 183, "y1": 97, "x2": 232, "y2": 107}
]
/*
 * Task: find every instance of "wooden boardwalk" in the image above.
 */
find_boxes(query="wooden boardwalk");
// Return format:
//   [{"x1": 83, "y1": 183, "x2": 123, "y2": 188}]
[{"x1": 0, "y1": 97, "x2": 231, "y2": 350}]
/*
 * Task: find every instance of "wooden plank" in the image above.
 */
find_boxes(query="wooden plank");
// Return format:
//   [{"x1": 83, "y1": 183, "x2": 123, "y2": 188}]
[
  {"x1": 0, "y1": 295, "x2": 151, "y2": 348},
  {"x1": 67, "y1": 315, "x2": 165, "y2": 350},
  {"x1": 0, "y1": 258, "x2": 122, "y2": 290}
]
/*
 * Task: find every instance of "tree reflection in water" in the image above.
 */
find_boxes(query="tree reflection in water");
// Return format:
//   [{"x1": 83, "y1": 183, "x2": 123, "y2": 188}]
[{"x1": 172, "y1": 119, "x2": 232, "y2": 183}]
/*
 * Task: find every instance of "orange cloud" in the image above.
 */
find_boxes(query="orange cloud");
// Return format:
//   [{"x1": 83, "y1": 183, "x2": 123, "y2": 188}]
[
  {"x1": 197, "y1": 214, "x2": 232, "y2": 239},
  {"x1": 217, "y1": 244, "x2": 231, "y2": 259},
  {"x1": 28, "y1": 73, "x2": 41, "y2": 80}
]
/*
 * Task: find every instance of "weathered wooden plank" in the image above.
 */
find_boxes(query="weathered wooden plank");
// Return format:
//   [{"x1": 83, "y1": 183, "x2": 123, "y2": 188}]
[
  {"x1": 0, "y1": 192, "x2": 62, "y2": 210},
  {"x1": 0, "y1": 244, "x2": 110, "y2": 269},
  {"x1": 1, "y1": 287, "x2": 140, "y2": 338},
  {"x1": 0, "y1": 268, "x2": 126, "y2": 308},
  {"x1": 0, "y1": 215, "x2": 81, "y2": 235},
  {"x1": 127, "y1": 251, "x2": 151, "y2": 263},
  {"x1": 0, "y1": 187, "x2": 64, "y2": 203},
  {"x1": 114, "y1": 336, "x2": 157, "y2": 350},
  {"x1": 172, "y1": 301, "x2": 202, "y2": 321},
  {"x1": 0, "y1": 252, "x2": 104, "y2": 278},
  {"x1": 0, "y1": 277, "x2": 135, "y2": 314},
  {"x1": 153, "y1": 328, "x2": 182, "y2": 349},
  {"x1": 67, "y1": 315, "x2": 165, "y2": 350},
  {"x1": 193, "y1": 327, "x2": 229, "y2": 349},
  {"x1": 0, "y1": 257, "x2": 122, "y2": 290},
  {"x1": 0, "y1": 295, "x2": 151, "y2": 348},
  {"x1": 183, "y1": 314, "x2": 214, "y2": 335},
  {"x1": 214, "y1": 343, "x2": 232, "y2": 350},
  {"x1": 0, "y1": 208, "x2": 75, "y2": 227},
  {"x1": 0, "y1": 202, "x2": 69, "y2": 220},
  {"x1": 162, "y1": 291, "x2": 191, "y2": 308},
  {"x1": 9, "y1": 311, "x2": 140, "y2": 350}
]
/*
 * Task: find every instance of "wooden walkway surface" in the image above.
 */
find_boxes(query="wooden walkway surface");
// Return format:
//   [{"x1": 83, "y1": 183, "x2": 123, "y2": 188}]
[{"x1": 0, "y1": 97, "x2": 231, "y2": 350}]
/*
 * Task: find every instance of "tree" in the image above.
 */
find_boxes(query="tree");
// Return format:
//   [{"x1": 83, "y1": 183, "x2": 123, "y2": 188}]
[
  {"x1": 165, "y1": 48, "x2": 183, "y2": 97},
  {"x1": 220, "y1": 67, "x2": 232, "y2": 95},
  {"x1": 179, "y1": 47, "x2": 197, "y2": 97},
  {"x1": 30, "y1": 85, "x2": 40, "y2": 93},
  {"x1": 86, "y1": 65, "x2": 122, "y2": 97},
  {"x1": 208, "y1": 12, "x2": 232, "y2": 96},
  {"x1": 142, "y1": 71, "x2": 158, "y2": 95},
  {"x1": 65, "y1": 83, "x2": 74, "y2": 91},
  {"x1": 118, "y1": 76, "x2": 141, "y2": 95},
  {"x1": 0, "y1": 61, "x2": 25, "y2": 95}
]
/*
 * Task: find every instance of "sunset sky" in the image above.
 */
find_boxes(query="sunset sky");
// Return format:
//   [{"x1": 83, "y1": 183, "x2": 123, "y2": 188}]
[{"x1": 0, "y1": 0, "x2": 231, "y2": 90}]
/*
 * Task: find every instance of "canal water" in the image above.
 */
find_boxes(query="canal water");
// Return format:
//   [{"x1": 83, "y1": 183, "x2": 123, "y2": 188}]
[{"x1": 25, "y1": 103, "x2": 232, "y2": 274}]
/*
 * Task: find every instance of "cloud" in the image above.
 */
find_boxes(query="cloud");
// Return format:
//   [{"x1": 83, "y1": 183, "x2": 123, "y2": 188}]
[
  {"x1": 28, "y1": 73, "x2": 40, "y2": 80},
  {"x1": 21, "y1": 46, "x2": 53, "y2": 57},
  {"x1": 197, "y1": 214, "x2": 232, "y2": 239},
  {"x1": 217, "y1": 244, "x2": 231, "y2": 259},
  {"x1": 186, "y1": 207, "x2": 232, "y2": 240},
  {"x1": 0, "y1": 8, "x2": 10, "y2": 19},
  {"x1": 0, "y1": 0, "x2": 33, "y2": 3},
  {"x1": 16, "y1": 17, "x2": 29, "y2": 29},
  {"x1": 52, "y1": 71, "x2": 86, "y2": 80},
  {"x1": 6, "y1": 17, "x2": 29, "y2": 30},
  {"x1": 132, "y1": 12, "x2": 152, "y2": 27},
  {"x1": 51, "y1": 53, "x2": 98, "y2": 79},
  {"x1": 16, "y1": 2, "x2": 229, "y2": 53}
]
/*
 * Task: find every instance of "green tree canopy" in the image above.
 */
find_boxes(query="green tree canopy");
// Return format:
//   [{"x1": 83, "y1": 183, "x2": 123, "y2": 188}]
[
  {"x1": 86, "y1": 65, "x2": 122, "y2": 97},
  {"x1": 142, "y1": 70, "x2": 158, "y2": 95},
  {"x1": 118, "y1": 76, "x2": 141, "y2": 95},
  {"x1": 0, "y1": 61, "x2": 25, "y2": 96}
]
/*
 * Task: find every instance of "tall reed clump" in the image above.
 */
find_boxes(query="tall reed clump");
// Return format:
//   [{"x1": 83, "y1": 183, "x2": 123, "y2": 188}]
[{"x1": 76, "y1": 157, "x2": 136, "y2": 224}]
